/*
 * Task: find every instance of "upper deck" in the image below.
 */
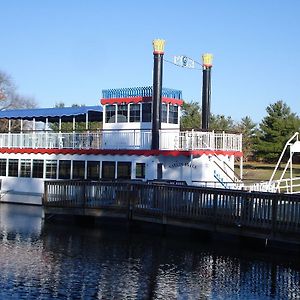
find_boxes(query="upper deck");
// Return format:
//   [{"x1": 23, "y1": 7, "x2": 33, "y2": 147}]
[{"x1": 0, "y1": 130, "x2": 242, "y2": 153}]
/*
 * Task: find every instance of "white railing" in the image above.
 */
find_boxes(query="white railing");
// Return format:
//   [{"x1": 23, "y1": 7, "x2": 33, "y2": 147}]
[
  {"x1": 0, "y1": 130, "x2": 242, "y2": 151},
  {"x1": 160, "y1": 130, "x2": 242, "y2": 152}
]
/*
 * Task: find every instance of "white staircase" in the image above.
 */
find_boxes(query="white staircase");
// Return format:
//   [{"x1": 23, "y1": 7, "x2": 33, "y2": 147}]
[
  {"x1": 267, "y1": 132, "x2": 300, "y2": 194},
  {"x1": 212, "y1": 154, "x2": 243, "y2": 189}
]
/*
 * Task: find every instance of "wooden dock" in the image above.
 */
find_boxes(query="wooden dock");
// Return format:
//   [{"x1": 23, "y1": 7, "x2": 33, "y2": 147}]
[{"x1": 43, "y1": 180, "x2": 300, "y2": 245}]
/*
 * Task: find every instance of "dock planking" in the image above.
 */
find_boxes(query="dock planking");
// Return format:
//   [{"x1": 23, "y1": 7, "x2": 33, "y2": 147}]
[{"x1": 43, "y1": 180, "x2": 300, "y2": 245}]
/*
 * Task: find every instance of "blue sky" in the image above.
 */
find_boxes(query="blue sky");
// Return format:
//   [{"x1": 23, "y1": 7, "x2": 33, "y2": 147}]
[{"x1": 1, "y1": 0, "x2": 300, "y2": 123}]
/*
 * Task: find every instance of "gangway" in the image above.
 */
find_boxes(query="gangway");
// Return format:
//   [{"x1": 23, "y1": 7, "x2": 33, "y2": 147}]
[{"x1": 268, "y1": 132, "x2": 300, "y2": 193}]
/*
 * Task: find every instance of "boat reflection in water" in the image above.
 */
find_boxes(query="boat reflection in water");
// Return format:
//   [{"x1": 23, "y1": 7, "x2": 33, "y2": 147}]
[{"x1": 0, "y1": 203, "x2": 299, "y2": 299}]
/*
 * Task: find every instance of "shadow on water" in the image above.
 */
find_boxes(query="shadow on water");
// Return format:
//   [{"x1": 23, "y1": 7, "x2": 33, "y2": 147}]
[{"x1": 0, "y1": 203, "x2": 300, "y2": 299}]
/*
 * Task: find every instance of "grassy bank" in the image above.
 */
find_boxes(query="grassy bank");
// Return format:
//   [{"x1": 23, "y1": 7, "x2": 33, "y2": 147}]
[{"x1": 237, "y1": 161, "x2": 300, "y2": 183}]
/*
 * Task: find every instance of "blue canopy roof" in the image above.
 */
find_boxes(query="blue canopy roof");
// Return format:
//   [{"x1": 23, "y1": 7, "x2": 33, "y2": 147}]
[{"x1": 0, "y1": 106, "x2": 103, "y2": 122}]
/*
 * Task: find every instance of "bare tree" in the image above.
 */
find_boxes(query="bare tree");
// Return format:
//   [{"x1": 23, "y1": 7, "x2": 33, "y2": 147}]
[{"x1": 0, "y1": 70, "x2": 37, "y2": 132}]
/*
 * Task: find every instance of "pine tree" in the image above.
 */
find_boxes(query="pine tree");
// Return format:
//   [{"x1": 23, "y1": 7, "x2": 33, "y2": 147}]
[
  {"x1": 180, "y1": 101, "x2": 201, "y2": 130},
  {"x1": 210, "y1": 114, "x2": 236, "y2": 132},
  {"x1": 236, "y1": 116, "x2": 257, "y2": 161},
  {"x1": 255, "y1": 100, "x2": 300, "y2": 162}
]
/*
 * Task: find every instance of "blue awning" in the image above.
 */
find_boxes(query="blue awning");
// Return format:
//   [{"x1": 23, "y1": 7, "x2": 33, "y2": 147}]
[{"x1": 0, "y1": 106, "x2": 103, "y2": 122}]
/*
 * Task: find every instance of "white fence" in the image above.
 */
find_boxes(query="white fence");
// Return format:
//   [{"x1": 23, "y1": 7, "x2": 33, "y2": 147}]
[{"x1": 0, "y1": 130, "x2": 242, "y2": 152}]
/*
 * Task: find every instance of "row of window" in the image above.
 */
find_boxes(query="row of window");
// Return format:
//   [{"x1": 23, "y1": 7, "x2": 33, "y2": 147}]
[
  {"x1": 0, "y1": 159, "x2": 145, "y2": 180},
  {"x1": 105, "y1": 103, "x2": 178, "y2": 124}
]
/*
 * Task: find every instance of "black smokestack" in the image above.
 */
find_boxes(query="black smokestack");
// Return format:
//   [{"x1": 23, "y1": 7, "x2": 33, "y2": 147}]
[
  {"x1": 201, "y1": 53, "x2": 213, "y2": 130},
  {"x1": 152, "y1": 39, "x2": 165, "y2": 150}
]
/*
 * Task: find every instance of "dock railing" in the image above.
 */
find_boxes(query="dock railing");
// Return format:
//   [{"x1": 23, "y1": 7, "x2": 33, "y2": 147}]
[{"x1": 44, "y1": 180, "x2": 300, "y2": 242}]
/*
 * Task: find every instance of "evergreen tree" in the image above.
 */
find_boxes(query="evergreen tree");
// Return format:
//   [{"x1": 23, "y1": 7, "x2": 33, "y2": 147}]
[
  {"x1": 255, "y1": 100, "x2": 300, "y2": 162},
  {"x1": 180, "y1": 101, "x2": 201, "y2": 130},
  {"x1": 236, "y1": 116, "x2": 257, "y2": 161},
  {"x1": 210, "y1": 114, "x2": 236, "y2": 132}
]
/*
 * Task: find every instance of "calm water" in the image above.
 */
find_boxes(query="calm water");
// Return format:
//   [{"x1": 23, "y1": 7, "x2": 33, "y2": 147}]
[{"x1": 0, "y1": 203, "x2": 299, "y2": 300}]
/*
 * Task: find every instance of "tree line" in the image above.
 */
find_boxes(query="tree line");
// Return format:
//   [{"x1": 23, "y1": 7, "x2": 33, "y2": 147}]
[{"x1": 180, "y1": 100, "x2": 300, "y2": 163}]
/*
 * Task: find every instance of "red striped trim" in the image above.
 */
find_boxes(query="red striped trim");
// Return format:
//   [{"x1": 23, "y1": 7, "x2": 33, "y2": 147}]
[
  {"x1": 101, "y1": 97, "x2": 183, "y2": 106},
  {"x1": 0, "y1": 148, "x2": 243, "y2": 157}
]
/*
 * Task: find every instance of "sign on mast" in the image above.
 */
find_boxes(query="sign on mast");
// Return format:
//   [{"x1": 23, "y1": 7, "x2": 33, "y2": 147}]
[{"x1": 173, "y1": 55, "x2": 195, "y2": 68}]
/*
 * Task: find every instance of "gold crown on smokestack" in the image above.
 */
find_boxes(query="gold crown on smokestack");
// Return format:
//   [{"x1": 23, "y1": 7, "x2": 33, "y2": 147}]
[
  {"x1": 153, "y1": 39, "x2": 165, "y2": 54},
  {"x1": 202, "y1": 53, "x2": 213, "y2": 67}
]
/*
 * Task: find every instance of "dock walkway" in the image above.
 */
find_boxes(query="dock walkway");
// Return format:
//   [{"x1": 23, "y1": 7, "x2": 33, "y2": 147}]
[{"x1": 43, "y1": 180, "x2": 300, "y2": 245}]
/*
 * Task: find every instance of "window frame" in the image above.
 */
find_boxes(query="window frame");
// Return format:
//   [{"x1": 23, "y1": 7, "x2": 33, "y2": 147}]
[
  {"x1": 72, "y1": 160, "x2": 85, "y2": 180},
  {"x1": 58, "y1": 160, "x2": 71, "y2": 179},
  {"x1": 102, "y1": 161, "x2": 116, "y2": 179},
  {"x1": 8, "y1": 159, "x2": 19, "y2": 177},
  {"x1": 169, "y1": 104, "x2": 178, "y2": 124},
  {"x1": 0, "y1": 159, "x2": 7, "y2": 176},
  {"x1": 45, "y1": 160, "x2": 57, "y2": 179},
  {"x1": 87, "y1": 161, "x2": 100, "y2": 180},
  {"x1": 129, "y1": 103, "x2": 141, "y2": 122},
  {"x1": 105, "y1": 104, "x2": 116, "y2": 123},
  {"x1": 117, "y1": 104, "x2": 128, "y2": 123},
  {"x1": 117, "y1": 162, "x2": 132, "y2": 179},
  {"x1": 136, "y1": 163, "x2": 145, "y2": 179},
  {"x1": 32, "y1": 159, "x2": 44, "y2": 178},
  {"x1": 142, "y1": 102, "x2": 152, "y2": 122}
]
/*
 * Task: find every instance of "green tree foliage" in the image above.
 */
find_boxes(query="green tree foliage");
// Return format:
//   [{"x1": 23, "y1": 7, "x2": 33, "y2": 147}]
[
  {"x1": 255, "y1": 100, "x2": 300, "y2": 162},
  {"x1": 209, "y1": 114, "x2": 236, "y2": 132},
  {"x1": 50, "y1": 103, "x2": 102, "y2": 132},
  {"x1": 180, "y1": 101, "x2": 201, "y2": 130},
  {"x1": 236, "y1": 116, "x2": 257, "y2": 161}
]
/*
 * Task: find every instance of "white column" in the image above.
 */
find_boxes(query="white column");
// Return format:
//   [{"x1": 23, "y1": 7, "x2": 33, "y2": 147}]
[
  {"x1": 8, "y1": 119, "x2": 11, "y2": 148},
  {"x1": 85, "y1": 112, "x2": 89, "y2": 130},
  {"x1": 20, "y1": 119, "x2": 23, "y2": 148},
  {"x1": 45, "y1": 118, "x2": 48, "y2": 148},
  {"x1": 240, "y1": 156, "x2": 243, "y2": 180}
]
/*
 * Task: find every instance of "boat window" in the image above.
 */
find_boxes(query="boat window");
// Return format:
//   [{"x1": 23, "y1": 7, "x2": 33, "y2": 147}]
[
  {"x1": 8, "y1": 159, "x2": 18, "y2": 177},
  {"x1": 169, "y1": 105, "x2": 178, "y2": 124},
  {"x1": 142, "y1": 103, "x2": 152, "y2": 122},
  {"x1": 117, "y1": 162, "x2": 131, "y2": 179},
  {"x1": 161, "y1": 103, "x2": 168, "y2": 123},
  {"x1": 73, "y1": 160, "x2": 85, "y2": 179},
  {"x1": 106, "y1": 105, "x2": 116, "y2": 123},
  {"x1": 117, "y1": 104, "x2": 128, "y2": 122},
  {"x1": 129, "y1": 104, "x2": 141, "y2": 122},
  {"x1": 59, "y1": 160, "x2": 71, "y2": 179},
  {"x1": 136, "y1": 163, "x2": 145, "y2": 179},
  {"x1": 32, "y1": 160, "x2": 44, "y2": 178},
  {"x1": 87, "y1": 161, "x2": 100, "y2": 180},
  {"x1": 0, "y1": 159, "x2": 6, "y2": 176},
  {"x1": 46, "y1": 160, "x2": 57, "y2": 179},
  {"x1": 20, "y1": 159, "x2": 31, "y2": 177},
  {"x1": 102, "y1": 161, "x2": 115, "y2": 179}
]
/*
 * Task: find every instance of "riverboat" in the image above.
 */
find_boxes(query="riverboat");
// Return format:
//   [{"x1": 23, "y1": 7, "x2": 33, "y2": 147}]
[
  {"x1": 0, "y1": 39, "x2": 244, "y2": 205},
  {"x1": 0, "y1": 86, "x2": 243, "y2": 205}
]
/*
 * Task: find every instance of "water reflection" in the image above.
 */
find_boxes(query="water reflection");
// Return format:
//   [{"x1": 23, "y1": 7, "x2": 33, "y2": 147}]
[{"x1": 0, "y1": 203, "x2": 299, "y2": 299}]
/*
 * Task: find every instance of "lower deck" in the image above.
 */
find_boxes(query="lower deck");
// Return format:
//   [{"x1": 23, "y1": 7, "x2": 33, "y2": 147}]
[{"x1": 0, "y1": 151, "x2": 238, "y2": 205}]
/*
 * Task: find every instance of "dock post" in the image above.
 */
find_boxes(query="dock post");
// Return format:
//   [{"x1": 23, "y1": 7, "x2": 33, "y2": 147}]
[{"x1": 271, "y1": 197, "x2": 278, "y2": 237}]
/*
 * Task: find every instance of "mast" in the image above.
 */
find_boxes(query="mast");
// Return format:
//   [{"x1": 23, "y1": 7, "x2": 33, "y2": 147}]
[
  {"x1": 151, "y1": 39, "x2": 165, "y2": 150},
  {"x1": 201, "y1": 53, "x2": 213, "y2": 130}
]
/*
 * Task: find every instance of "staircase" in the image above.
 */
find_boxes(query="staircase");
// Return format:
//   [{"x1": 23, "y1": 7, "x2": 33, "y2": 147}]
[{"x1": 212, "y1": 154, "x2": 243, "y2": 189}]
